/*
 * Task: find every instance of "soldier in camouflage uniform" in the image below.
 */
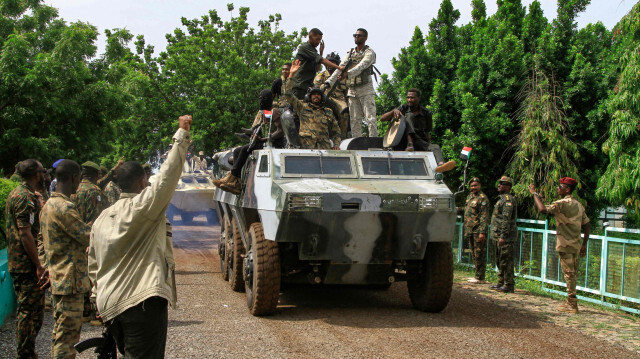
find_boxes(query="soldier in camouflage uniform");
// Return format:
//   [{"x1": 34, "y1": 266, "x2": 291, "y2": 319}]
[
  {"x1": 529, "y1": 177, "x2": 590, "y2": 313},
  {"x1": 103, "y1": 181, "x2": 121, "y2": 207},
  {"x1": 456, "y1": 177, "x2": 489, "y2": 283},
  {"x1": 5, "y1": 159, "x2": 48, "y2": 358},
  {"x1": 40, "y1": 160, "x2": 92, "y2": 358},
  {"x1": 283, "y1": 61, "x2": 341, "y2": 150},
  {"x1": 315, "y1": 52, "x2": 349, "y2": 139},
  {"x1": 73, "y1": 161, "x2": 106, "y2": 227},
  {"x1": 489, "y1": 176, "x2": 517, "y2": 293}
]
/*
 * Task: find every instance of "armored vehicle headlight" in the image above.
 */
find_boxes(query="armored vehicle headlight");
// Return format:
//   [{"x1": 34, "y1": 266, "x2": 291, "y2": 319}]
[
  {"x1": 419, "y1": 196, "x2": 451, "y2": 212},
  {"x1": 288, "y1": 195, "x2": 322, "y2": 210}
]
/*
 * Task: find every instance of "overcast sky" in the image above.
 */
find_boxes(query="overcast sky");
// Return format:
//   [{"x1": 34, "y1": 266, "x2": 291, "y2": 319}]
[{"x1": 45, "y1": 0, "x2": 636, "y2": 77}]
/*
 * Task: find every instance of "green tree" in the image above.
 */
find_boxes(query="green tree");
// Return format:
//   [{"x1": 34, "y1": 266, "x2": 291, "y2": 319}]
[
  {"x1": 508, "y1": 67, "x2": 580, "y2": 217},
  {"x1": 0, "y1": 0, "x2": 125, "y2": 173},
  {"x1": 597, "y1": 2, "x2": 640, "y2": 219}
]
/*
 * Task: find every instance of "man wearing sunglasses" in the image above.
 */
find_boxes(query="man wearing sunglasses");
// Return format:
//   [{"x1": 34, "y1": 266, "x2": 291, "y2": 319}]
[
  {"x1": 325, "y1": 28, "x2": 378, "y2": 138},
  {"x1": 529, "y1": 177, "x2": 590, "y2": 314}
]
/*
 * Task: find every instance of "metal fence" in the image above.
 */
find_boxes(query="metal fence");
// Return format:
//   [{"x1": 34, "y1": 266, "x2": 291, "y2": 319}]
[{"x1": 453, "y1": 218, "x2": 640, "y2": 314}]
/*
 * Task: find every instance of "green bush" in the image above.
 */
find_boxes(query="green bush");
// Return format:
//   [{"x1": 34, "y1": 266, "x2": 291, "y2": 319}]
[{"x1": 0, "y1": 178, "x2": 20, "y2": 249}]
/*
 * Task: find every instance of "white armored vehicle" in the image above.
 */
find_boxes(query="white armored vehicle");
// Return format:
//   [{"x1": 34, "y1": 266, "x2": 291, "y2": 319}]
[{"x1": 213, "y1": 135, "x2": 456, "y2": 316}]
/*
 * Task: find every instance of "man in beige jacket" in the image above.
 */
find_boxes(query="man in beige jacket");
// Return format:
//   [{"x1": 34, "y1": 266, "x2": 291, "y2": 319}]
[{"x1": 89, "y1": 115, "x2": 192, "y2": 358}]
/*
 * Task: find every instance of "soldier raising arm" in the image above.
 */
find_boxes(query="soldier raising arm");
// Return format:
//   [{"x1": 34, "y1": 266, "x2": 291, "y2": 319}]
[
  {"x1": 529, "y1": 178, "x2": 590, "y2": 314},
  {"x1": 283, "y1": 60, "x2": 341, "y2": 150}
]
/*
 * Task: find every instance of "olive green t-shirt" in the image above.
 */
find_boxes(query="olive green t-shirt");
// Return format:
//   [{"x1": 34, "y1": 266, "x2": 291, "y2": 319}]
[{"x1": 292, "y1": 42, "x2": 322, "y2": 94}]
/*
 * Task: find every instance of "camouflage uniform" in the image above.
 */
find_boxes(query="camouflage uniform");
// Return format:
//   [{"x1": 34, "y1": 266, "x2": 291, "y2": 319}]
[
  {"x1": 40, "y1": 192, "x2": 91, "y2": 359},
  {"x1": 490, "y1": 191, "x2": 517, "y2": 288},
  {"x1": 5, "y1": 182, "x2": 45, "y2": 358},
  {"x1": 103, "y1": 181, "x2": 121, "y2": 207},
  {"x1": 545, "y1": 194, "x2": 589, "y2": 298},
  {"x1": 283, "y1": 79, "x2": 341, "y2": 149},
  {"x1": 461, "y1": 190, "x2": 490, "y2": 280},
  {"x1": 314, "y1": 70, "x2": 349, "y2": 139},
  {"x1": 73, "y1": 179, "x2": 106, "y2": 226}
]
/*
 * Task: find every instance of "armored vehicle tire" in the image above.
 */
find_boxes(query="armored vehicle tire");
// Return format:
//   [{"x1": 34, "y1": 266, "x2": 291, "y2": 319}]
[
  {"x1": 245, "y1": 222, "x2": 280, "y2": 316},
  {"x1": 407, "y1": 242, "x2": 453, "y2": 312},
  {"x1": 228, "y1": 218, "x2": 245, "y2": 292},
  {"x1": 166, "y1": 204, "x2": 178, "y2": 223},
  {"x1": 219, "y1": 216, "x2": 230, "y2": 281}
]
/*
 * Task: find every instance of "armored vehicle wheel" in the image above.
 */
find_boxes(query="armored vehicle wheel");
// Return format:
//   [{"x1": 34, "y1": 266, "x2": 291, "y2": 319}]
[
  {"x1": 219, "y1": 216, "x2": 230, "y2": 281},
  {"x1": 228, "y1": 218, "x2": 245, "y2": 292},
  {"x1": 244, "y1": 222, "x2": 280, "y2": 316},
  {"x1": 407, "y1": 242, "x2": 453, "y2": 312},
  {"x1": 166, "y1": 204, "x2": 178, "y2": 223}
]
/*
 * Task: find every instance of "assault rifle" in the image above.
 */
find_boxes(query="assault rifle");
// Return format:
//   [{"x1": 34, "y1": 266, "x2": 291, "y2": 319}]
[
  {"x1": 324, "y1": 52, "x2": 353, "y2": 99},
  {"x1": 74, "y1": 326, "x2": 117, "y2": 359}
]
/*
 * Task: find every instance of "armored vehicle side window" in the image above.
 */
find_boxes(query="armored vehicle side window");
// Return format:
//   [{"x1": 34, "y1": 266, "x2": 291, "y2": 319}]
[
  {"x1": 283, "y1": 156, "x2": 353, "y2": 176},
  {"x1": 361, "y1": 158, "x2": 428, "y2": 176},
  {"x1": 181, "y1": 176, "x2": 194, "y2": 183},
  {"x1": 258, "y1": 155, "x2": 269, "y2": 173}
]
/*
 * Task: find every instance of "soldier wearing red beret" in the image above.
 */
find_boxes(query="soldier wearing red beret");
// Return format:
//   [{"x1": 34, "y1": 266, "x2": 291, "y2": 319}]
[{"x1": 529, "y1": 177, "x2": 590, "y2": 314}]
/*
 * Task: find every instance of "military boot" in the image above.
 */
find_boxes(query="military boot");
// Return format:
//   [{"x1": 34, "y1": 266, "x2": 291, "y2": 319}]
[
  {"x1": 212, "y1": 172, "x2": 232, "y2": 187},
  {"x1": 220, "y1": 174, "x2": 242, "y2": 195},
  {"x1": 435, "y1": 160, "x2": 456, "y2": 173},
  {"x1": 496, "y1": 285, "x2": 515, "y2": 293},
  {"x1": 557, "y1": 297, "x2": 579, "y2": 314},
  {"x1": 489, "y1": 283, "x2": 503, "y2": 290}
]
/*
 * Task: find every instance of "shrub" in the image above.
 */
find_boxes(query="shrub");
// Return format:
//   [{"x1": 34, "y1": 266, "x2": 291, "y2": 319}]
[{"x1": 0, "y1": 178, "x2": 20, "y2": 249}]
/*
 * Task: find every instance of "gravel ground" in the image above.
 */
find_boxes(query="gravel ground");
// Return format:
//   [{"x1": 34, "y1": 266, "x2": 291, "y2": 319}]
[{"x1": 0, "y1": 217, "x2": 638, "y2": 358}]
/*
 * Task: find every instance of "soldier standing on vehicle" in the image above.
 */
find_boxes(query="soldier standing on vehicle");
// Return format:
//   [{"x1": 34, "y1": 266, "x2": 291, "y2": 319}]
[
  {"x1": 315, "y1": 52, "x2": 350, "y2": 139},
  {"x1": 291, "y1": 28, "x2": 344, "y2": 100},
  {"x1": 529, "y1": 178, "x2": 590, "y2": 313},
  {"x1": 5, "y1": 159, "x2": 48, "y2": 359},
  {"x1": 325, "y1": 28, "x2": 378, "y2": 138},
  {"x1": 284, "y1": 60, "x2": 341, "y2": 150},
  {"x1": 489, "y1": 176, "x2": 517, "y2": 293},
  {"x1": 272, "y1": 62, "x2": 291, "y2": 107},
  {"x1": 89, "y1": 115, "x2": 191, "y2": 358},
  {"x1": 40, "y1": 160, "x2": 92, "y2": 358},
  {"x1": 456, "y1": 177, "x2": 490, "y2": 283}
]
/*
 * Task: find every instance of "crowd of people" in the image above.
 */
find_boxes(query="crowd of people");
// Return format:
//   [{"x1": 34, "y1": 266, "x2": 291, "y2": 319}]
[{"x1": 4, "y1": 115, "x2": 192, "y2": 358}]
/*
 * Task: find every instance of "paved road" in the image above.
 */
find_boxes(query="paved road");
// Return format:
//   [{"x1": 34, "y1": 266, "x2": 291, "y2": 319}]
[{"x1": 0, "y1": 218, "x2": 637, "y2": 358}]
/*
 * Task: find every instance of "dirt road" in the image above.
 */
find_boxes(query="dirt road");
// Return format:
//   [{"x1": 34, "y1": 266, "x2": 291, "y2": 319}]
[{"x1": 1, "y1": 219, "x2": 637, "y2": 358}]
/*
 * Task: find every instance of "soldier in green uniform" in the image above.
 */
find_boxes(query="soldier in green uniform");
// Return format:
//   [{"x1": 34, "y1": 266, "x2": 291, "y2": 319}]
[
  {"x1": 456, "y1": 177, "x2": 490, "y2": 283},
  {"x1": 271, "y1": 62, "x2": 291, "y2": 107},
  {"x1": 4, "y1": 159, "x2": 48, "y2": 358},
  {"x1": 489, "y1": 176, "x2": 517, "y2": 293},
  {"x1": 283, "y1": 60, "x2": 341, "y2": 150},
  {"x1": 315, "y1": 52, "x2": 350, "y2": 139},
  {"x1": 103, "y1": 181, "x2": 121, "y2": 207},
  {"x1": 74, "y1": 161, "x2": 106, "y2": 226},
  {"x1": 529, "y1": 177, "x2": 590, "y2": 313},
  {"x1": 40, "y1": 160, "x2": 92, "y2": 358}
]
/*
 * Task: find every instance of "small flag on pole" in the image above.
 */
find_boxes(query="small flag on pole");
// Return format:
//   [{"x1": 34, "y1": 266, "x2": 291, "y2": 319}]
[{"x1": 460, "y1": 147, "x2": 472, "y2": 160}]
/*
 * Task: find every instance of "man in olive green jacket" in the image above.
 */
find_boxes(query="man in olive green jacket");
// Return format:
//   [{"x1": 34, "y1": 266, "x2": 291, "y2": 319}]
[{"x1": 89, "y1": 115, "x2": 192, "y2": 358}]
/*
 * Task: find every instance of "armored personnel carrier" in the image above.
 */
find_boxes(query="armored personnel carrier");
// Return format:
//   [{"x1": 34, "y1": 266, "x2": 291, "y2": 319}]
[
  {"x1": 165, "y1": 172, "x2": 217, "y2": 225},
  {"x1": 212, "y1": 135, "x2": 456, "y2": 316}
]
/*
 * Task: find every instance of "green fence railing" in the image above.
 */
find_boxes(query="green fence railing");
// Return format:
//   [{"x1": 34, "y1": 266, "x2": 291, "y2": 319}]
[{"x1": 454, "y1": 218, "x2": 640, "y2": 314}]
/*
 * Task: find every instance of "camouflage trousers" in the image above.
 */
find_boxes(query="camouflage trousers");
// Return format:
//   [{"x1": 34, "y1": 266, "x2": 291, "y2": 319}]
[
  {"x1": 51, "y1": 293, "x2": 84, "y2": 359},
  {"x1": 559, "y1": 251, "x2": 580, "y2": 297},
  {"x1": 348, "y1": 94, "x2": 377, "y2": 137},
  {"x1": 495, "y1": 242, "x2": 515, "y2": 287},
  {"x1": 300, "y1": 135, "x2": 332, "y2": 150},
  {"x1": 11, "y1": 272, "x2": 45, "y2": 359},
  {"x1": 325, "y1": 97, "x2": 349, "y2": 139},
  {"x1": 466, "y1": 233, "x2": 487, "y2": 280}
]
